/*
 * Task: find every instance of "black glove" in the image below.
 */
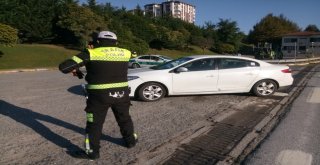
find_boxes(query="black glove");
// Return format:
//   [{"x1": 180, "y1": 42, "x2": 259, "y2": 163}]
[{"x1": 72, "y1": 68, "x2": 84, "y2": 79}]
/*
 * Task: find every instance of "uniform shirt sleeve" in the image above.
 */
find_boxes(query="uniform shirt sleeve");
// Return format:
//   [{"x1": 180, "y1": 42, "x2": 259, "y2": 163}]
[{"x1": 58, "y1": 50, "x2": 90, "y2": 74}]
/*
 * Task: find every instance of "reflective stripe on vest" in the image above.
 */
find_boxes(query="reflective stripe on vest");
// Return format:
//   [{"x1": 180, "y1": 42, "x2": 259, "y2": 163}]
[
  {"x1": 71, "y1": 56, "x2": 83, "y2": 64},
  {"x1": 87, "y1": 82, "x2": 128, "y2": 89},
  {"x1": 88, "y1": 47, "x2": 131, "y2": 62},
  {"x1": 86, "y1": 113, "x2": 93, "y2": 122}
]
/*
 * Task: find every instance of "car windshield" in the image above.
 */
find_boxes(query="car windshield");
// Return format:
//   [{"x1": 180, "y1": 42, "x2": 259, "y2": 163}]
[{"x1": 150, "y1": 57, "x2": 193, "y2": 70}]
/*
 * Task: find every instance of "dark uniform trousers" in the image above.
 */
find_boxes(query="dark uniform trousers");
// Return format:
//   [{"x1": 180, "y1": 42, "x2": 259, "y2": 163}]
[{"x1": 85, "y1": 88, "x2": 134, "y2": 152}]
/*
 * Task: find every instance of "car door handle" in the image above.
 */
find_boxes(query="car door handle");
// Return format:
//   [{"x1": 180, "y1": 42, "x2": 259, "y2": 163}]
[
  {"x1": 206, "y1": 75, "x2": 215, "y2": 77},
  {"x1": 245, "y1": 73, "x2": 254, "y2": 75}
]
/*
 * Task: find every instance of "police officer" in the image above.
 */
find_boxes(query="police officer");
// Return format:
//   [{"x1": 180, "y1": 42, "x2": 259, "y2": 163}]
[{"x1": 59, "y1": 31, "x2": 137, "y2": 160}]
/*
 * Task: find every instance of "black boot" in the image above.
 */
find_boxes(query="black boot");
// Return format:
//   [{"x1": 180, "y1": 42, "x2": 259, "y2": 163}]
[
  {"x1": 125, "y1": 133, "x2": 138, "y2": 148},
  {"x1": 68, "y1": 150, "x2": 100, "y2": 160}
]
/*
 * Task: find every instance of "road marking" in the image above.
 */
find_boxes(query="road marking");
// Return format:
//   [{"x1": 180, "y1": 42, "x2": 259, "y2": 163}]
[
  {"x1": 274, "y1": 92, "x2": 289, "y2": 97},
  {"x1": 275, "y1": 150, "x2": 313, "y2": 165},
  {"x1": 307, "y1": 87, "x2": 320, "y2": 103}
]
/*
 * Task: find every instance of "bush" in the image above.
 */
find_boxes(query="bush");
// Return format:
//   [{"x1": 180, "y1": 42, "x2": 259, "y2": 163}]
[
  {"x1": 0, "y1": 23, "x2": 18, "y2": 46},
  {"x1": 213, "y1": 43, "x2": 235, "y2": 54}
]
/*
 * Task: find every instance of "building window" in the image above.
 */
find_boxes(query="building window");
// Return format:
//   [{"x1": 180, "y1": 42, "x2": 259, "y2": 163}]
[
  {"x1": 283, "y1": 46, "x2": 296, "y2": 51},
  {"x1": 310, "y1": 38, "x2": 320, "y2": 42},
  {"x1": 284, "y1": 38, "x2": 298, "y2": 43},
  {"x1": 299, "y1": 46, "x2": 306, "y2": 51}
]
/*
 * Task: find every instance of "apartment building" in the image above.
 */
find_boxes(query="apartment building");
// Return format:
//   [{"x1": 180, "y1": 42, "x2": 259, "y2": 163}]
[
  {"x1": 281, "y1": 32, "x2": 320, "y2": 58},
  {"x1": 144, "y1": 0, "x2": 196, "y2": 24},
  {"x1": 144, "y1": 3, "x2": 162, "y2": 17}
]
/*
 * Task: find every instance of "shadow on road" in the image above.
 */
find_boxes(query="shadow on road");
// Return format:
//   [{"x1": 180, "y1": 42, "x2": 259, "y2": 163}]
[
  {"x1": 0, "y1": 100, "x2": 127, "y2": 156},
  {"x1": 67, "y1": 85, "x2": 85, "y2": 97}
]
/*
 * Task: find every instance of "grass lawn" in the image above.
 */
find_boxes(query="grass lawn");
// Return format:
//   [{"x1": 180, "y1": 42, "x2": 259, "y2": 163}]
[
  {"x1": 0, "y1": 44, "x2": 215, "y2": 70},
  {"x1": 0, "y1": 44, "x2": 79, "y2": 70},
  {"x1": 147, "y1": 46, "x2": 215, "y2": 59}
]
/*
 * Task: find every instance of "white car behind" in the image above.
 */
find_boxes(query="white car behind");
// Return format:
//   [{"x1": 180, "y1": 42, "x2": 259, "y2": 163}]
[
  {"x1": 128, "y1": 55, "x2": 172, "y2": 68},
  {"x1": 128, "y1": 55, "x2": 293, "y2": 101}
]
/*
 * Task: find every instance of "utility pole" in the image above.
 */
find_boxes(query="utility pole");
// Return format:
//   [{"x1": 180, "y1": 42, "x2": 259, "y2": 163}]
[
  {"x1": 294, "y1": 42, "x2": 297, "y2": 63},
  {"x1": 312, "y1": 42, "x2": 314, "y2": 58}
]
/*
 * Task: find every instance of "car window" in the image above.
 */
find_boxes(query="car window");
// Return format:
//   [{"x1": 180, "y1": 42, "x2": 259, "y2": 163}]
[
  {"x1": 139, "y1": 56, "x2": 150, "y2": 60},
  {"x1": 182, "y1": 58, "x2": 215, "y2": 71},
  {"x1": 151, "y1": 57, "x2": 193, "y2": 70},
  {"x1": 219, "y1": 58, "x2": 259, "y2": 69},
  {"x1": 150, "y1": 56, "x2": 160, "y2": 61}
]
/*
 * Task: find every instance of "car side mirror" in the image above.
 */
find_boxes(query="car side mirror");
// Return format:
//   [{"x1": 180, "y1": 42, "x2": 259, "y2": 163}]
[{"x1": 175, "y1": 67, "x2": 188, "y2": 73}]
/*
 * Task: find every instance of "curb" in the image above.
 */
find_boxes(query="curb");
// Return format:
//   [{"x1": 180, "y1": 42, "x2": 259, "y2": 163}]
[{"x1": 0, "y1": 68, "x2": 55, "y2": 74}]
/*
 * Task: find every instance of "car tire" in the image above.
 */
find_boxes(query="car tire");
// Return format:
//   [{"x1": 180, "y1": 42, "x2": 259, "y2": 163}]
[
  {"x1": 138, "y1": 82, "x2": 166, "y2": 101},
  {"x1": 252, "y1": 79, "x2": 277, "y2": 96},
  {"x1": 132, "y1": 63, "x2": 140, "y2": 69}
]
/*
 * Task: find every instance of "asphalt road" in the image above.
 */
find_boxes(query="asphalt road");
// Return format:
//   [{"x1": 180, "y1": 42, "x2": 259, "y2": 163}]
[
  {"x1": 0, "y1": 70, "x2": 250, "y2": 165},
  {"x1": 244, "y1": 65, "x2": 320, "y2": 165},
  {"x1": 0, "y1": 64, "x2": 309, "y2": 165}
]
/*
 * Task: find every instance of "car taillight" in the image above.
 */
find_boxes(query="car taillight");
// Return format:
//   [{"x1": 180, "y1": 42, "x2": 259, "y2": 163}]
[{"x1": 281, "y1": 68, "x2": 292, "y2": 73}]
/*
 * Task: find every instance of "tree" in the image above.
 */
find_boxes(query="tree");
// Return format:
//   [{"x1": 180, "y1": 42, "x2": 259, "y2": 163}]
[
  {"x1": 0, "y1": 23, "x2": 18, "y2": 45},
  {"x1": 0, "y1": 0, "x2": 66, "y2": 42},
  {"x1": 247, "y1": 14, "x2": 300, "y2": 50},
  {"x1": 191, "y1": 36, "x2": 213, "y2": 53},
  {"x1": 215, "y1": 43, "x2": 235, "y2": 54},
  {"x1": 135, "y1": 4, "x2": 144, "y2": 16},
  {"x1": 247, "y1": 14, "x2": 301, "y2": 58},
  {"x1": 57, "y1": 3, "x2": 106, "y2": 48},
  {"x1": 87, "y1": 0, "x2": 97, "y2": 9},
  {"x1": 304, "y1": 24, "x2": 320, "y2": 32},
  {"x1": 213, "y1": 19, "x2": 243, "y2": 53}
]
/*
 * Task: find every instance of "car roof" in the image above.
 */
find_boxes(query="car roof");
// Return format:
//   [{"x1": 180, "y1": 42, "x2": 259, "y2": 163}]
[
  {"x1": 186, "y1": 55, "x2": 271, "y2": 65},
  {"x1": 139, "y1": 54, "x2": 161, "y2": 56},
  {"x1": 136, "y1": 54, "x2": 172, "y2": 59}
]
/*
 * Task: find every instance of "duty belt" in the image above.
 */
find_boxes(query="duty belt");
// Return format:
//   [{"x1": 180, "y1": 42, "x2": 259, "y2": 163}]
[{"x1": 87, "y1": 82, "x2": 128, "y2": 89}]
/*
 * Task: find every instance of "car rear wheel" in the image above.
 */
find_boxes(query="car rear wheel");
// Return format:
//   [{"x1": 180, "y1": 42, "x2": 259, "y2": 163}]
[
  {"x1": 138, "y1": 82, "x2": 166, "y2": 101},
  {"x1": 132, "y1": 63, "x2": 140, "y2": 68},
  {"x1": 252, "y1": 80, "x2": 277, "y2": 96}
]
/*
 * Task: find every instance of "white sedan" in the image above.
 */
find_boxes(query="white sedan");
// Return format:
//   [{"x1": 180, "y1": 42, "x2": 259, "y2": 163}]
[{"x1": 127, "y1": 55, "x2": 293, "y2": 102}]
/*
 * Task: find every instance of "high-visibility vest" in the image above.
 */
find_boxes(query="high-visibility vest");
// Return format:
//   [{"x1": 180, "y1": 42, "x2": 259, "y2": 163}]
[{"x1": 72, "y1": 47, "x2": 132, "y2": 90}]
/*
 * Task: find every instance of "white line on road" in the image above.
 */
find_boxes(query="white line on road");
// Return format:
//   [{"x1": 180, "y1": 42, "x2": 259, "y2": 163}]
[
  {"x1": 273, "y1": 92, "x2": 289, "y2": 97},
  {"x1": 307, "y1": 87, "x2": 320, "y2": 103},
  {"x1": 275, "y1": 150, "x2": 313, "y2": 165}
]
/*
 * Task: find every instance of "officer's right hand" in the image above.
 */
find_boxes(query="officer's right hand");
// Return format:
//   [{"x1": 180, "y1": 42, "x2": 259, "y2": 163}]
[{"x1": 71, "y1": 69, "x2": 77, "y2": 77}]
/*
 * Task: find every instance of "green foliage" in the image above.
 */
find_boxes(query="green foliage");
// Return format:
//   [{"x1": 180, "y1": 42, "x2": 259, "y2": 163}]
[
  {"x1": 2, "y1": 1, "x2": 308, "y2": 56},
  {"x1": 304, "y1": 24, "x2": 320, "y2": 32},
  {"x1": 211, "y1": 19, "x2": 244, "y2": 54},
  {"x1": 190, "y1": 36, "x2": 213, "y2": 52},
  {"x1": 247, "y1": 14, "x2": 300, "y2": 48},
  {"x1": 57, "y1": 3, "x2": 106, "y2": 49},
  {"x1": 0, "y1": 0, "x2": 68, "y2": 42},
  {"x1": 0, "y1": 23, "x2": 18, "y2": 45},
  {"x1": 238, "y1": 43, "x2": 254, "y2": 55},
  {"x1": 245, "y1": 14, "x2": 301, "y2": 55},
  {"x1": 119, "y1": 37, "x2": 149, "y2": 54},
  {"x1": 214, "y1": 43, "x2": 235, "y2": 54}
]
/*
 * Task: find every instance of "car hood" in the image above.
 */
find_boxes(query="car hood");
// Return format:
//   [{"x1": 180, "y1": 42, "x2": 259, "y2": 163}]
[
  {"x1": 128, "y1": 67, "x2": 154, "y2": 74},
  {"x1": 128, "y1": 67, "x2": 168, "y2": 76}
]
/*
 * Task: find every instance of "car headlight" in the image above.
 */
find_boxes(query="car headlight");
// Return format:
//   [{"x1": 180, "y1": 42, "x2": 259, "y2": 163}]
[{"x1": 127, "y1": 76, "x2": 139, "y2": 81}]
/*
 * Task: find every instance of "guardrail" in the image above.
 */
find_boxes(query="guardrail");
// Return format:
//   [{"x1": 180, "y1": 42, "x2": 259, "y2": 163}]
[{"x1": 263, "y1": 57, "x2": 320, "y2": 65}]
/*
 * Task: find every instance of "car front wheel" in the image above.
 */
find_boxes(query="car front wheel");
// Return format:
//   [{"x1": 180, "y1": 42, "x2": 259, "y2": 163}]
[
  {"x1": 132, "y1": 63, "x2": 140, "y2": 68},
  {"x1": 252, "y1": 80, "x2": 277, "y2": 96},
  {"x1": 138, "y1": 82, "x2": 166, "y2": 101}
]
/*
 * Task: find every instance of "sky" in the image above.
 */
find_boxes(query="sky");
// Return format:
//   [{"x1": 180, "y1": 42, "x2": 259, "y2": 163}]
[{"x1": 80, "y1": 0, "x2": 320, "y2": 34}]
